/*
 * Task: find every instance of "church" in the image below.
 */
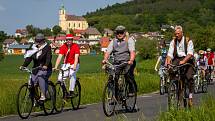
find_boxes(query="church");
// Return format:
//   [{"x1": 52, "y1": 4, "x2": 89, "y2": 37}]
[{"x1": 59, "y1": 5, "x2": 89, "y2": 31}]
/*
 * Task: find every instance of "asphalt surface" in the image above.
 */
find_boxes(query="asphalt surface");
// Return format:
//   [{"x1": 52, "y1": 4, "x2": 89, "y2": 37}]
[{"x1": 1, "y1": 80, "x2": 214, "y2": 121}]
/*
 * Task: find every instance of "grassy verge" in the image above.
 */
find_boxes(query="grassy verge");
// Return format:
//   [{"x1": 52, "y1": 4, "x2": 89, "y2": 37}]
[
  {"x1": 0, "y1": 55, "x2": 159, "y2": 116},
  {"x1": 158, "y1": 94, "x2": 215, "y2": 121}
]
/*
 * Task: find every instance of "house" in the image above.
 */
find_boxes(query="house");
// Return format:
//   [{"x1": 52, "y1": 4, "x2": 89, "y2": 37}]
[
  {"x1": 83, "y1": 27, "x2": 101, "y2": 39},
  {"x1": 103, "y1": 28, "x2": 114, "y2": 37},
  {"x1": 8, "y1": 44, "x2": 31, "y2": 55},
  {"x1": 15, "y1": 29, "x2": 27, "y2": 38},
  {"x1": 75, "y1": 38, "x2": 99, "y2": 46},
  {"x1": 100, "y1": 37, "x2": 110, "y2": 52},
  {"x1": 59, "y1": 5, "x2": 88, "y2": 31},
  {"x1": 79, "y1": 44, "x2": 90, "y2": 55},
  {"x1": 3, "y1": 39, "x2": 18, "y2": 54},
  {"x1": 20, "y1": 38, "x2": 29, "y2": 45}
]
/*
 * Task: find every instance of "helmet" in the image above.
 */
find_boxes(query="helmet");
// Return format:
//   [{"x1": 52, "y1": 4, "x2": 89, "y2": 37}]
[
  {"x1": 199, "y1": 50, "x2": 204, "y2": 55},
  {"x1": 115, "y1": 25, "x2": 126, "y2": 33},
  {"x1": 66, "y1": 34, "x2": 74, "y2": 40},
  {"x1": 206, "y1": 48, "x2": 211, "y2": 52},
  {"x1": 35, "y1": 33, "x2": 45, "y2": 43}
]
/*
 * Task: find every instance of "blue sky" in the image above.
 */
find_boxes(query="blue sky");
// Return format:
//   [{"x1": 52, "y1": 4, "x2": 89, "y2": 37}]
[{"x1": 0, "y1": 0, "x2": 128, "y2": 35}]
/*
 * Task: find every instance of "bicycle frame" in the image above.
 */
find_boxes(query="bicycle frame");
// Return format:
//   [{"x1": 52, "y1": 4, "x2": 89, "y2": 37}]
[{"x1": 167, "y1": 63, "x2": 194, "y2": 109}]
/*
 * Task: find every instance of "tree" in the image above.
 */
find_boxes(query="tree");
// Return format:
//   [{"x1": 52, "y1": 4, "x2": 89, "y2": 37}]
[
  {"x1": 52, "y1": 25, "x2": 62, "y2": 36},
  {"x1": 0, "y1": 31, "x2": 7, "y2": 61},
  {"x1": 42, "y1": 28, "x2": 52, "y2": 36}
]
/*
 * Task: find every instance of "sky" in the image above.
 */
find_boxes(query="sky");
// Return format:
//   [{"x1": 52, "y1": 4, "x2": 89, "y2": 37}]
[{"x1": 0, "y1": 0, "x2": 128, "y2": 35}]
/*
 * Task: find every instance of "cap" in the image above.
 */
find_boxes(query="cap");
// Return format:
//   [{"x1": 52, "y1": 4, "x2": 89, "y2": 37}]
[
  {"x1": 199, "y1": 50, "x2": 204, "y2": 54},
  {"x1": 66, "y1": 34, "x2": 74, "y2": 39},
  {"x1": 115, "y1": 25, "x2": 126, "y2": 32},
  {"x1": 207, "y1": 48, "x2": 211, "y2": 52}
]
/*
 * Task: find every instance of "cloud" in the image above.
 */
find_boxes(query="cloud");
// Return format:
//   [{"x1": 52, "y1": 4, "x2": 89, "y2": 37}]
[{"x1": 0, "y1": 5, "x2": 6, "y2": 11}]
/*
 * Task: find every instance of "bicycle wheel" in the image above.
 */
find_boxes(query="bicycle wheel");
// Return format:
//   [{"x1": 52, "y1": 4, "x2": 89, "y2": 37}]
[
  {"x1": 160, "y1": 78, "x2": 165, "y2": 95},
  {"x1": 17, "y1": 83, "x2": 33, "y2": 119},
  {"x1": 125, "y1": 80, "x2": 137, "y2": 112},
  {"x1": 202, "y1": 81, "x2": 208, "y2": 93},
  {"x1": 54, "y1": 82, "x2": 64, "y2": 113},
  {"x1": 71, "y1": 79, "x2": 81, "y2": 110},
  {"x1": 168, "y1": 80, "x2": 178, "y2": 110},
  {"x1": 102, "y1": 81, "x2": 115, "y2": 117},
  {"x1": 43, "y1": 81, "x2": 55, "y2": 115}
]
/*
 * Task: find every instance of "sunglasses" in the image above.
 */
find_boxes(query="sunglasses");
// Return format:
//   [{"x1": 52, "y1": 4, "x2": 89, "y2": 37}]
[
  {"x1": 116, "y1": 31, "x2": 124, "y2": 35},
  {"x1": 66, "y1": 39, "x2": 73, "y2": 41}
]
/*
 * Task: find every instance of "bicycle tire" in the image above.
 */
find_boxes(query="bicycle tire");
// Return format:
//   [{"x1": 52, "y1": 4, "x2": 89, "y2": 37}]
[
  {"x1": 17, "y1": 83, "x2": 33, "y2": 119},
  {"x1": 160, "y1": 78, "x2": 165, "y2": 95},
  {"x1": 54, "y1": 82, "x2": 65, "y2": 113},
  {"x1": 125, "y1": 80, "x2": 137, "y2": 112},
  {"x1": 167, "y1": 80, "x2": 178, "y2": 110},
  {"x1": 71, "y1": 79, "x2": 81, "y2": 110},
  {"x1": 102, "y1": 81, "x2": 115, "y2": 117},
  {"x1": 43, "y1": 81, "x2": 55, "y2": 115}
]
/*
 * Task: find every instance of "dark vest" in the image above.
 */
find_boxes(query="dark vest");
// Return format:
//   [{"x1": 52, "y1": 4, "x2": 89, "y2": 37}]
[{"x1": 112, "y1": 39, "x2": 130, "y2": 62}]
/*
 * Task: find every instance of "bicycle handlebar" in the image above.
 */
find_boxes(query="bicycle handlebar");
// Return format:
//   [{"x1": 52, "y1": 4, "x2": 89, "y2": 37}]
[{"x1": 20, "y1": 66, "x2": 42, "y2": 74}]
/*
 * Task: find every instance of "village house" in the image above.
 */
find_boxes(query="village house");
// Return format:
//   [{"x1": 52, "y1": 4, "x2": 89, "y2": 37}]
[
  {"x1": 15, "y1": 29, "x2": 28, "y2": 38},
  {"x1": 3, "y1": 39, "x2": 18, "y2": 54},
  {"x1": 100, "y1": 37, "x2": 111, "y2": 52},
  {"x1": 79, "y1": 44, "x2": 90, "y2": 55},
  {"x1": 8, "y1": 44, "x2": 31, "y2": 55}
]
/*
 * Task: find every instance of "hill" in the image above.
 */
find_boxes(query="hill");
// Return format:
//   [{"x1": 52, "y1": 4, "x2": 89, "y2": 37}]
[{"x1": 85, "y1": 0, "x2": 215, "y2": 50}]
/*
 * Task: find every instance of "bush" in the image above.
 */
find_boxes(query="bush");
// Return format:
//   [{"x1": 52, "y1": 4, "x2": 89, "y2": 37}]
[{"x1": 136, "y1": 38, "x2": 157, "y2": 60}]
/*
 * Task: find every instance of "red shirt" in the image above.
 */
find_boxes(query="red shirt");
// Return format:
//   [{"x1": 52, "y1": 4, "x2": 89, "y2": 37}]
[
  {"x1": 59, "y1": 43, "x2": 80, "y2": 64},
  {"x1": 205, "y1": 52, "x2": 214, "y2": 65}
]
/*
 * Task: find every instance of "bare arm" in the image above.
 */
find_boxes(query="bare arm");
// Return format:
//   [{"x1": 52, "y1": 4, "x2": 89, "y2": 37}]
[
  {"x1": 73, "y1": 54, "x2": 79, "y2": 70},
  {"x1": 155, "y1": 56, "x2": 161, "y2": 71},
  {"x1": 54, "y1": 54, "x2": 63, "y2": 69}
]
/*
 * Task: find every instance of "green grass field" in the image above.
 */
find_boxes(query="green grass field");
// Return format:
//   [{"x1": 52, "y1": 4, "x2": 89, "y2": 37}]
[
  {"x1": 0, "y1": 55, "x2": 159, "y2": 116},
  {"x1": 158, "y1": 94, "x2": 215, "y2": 121}
]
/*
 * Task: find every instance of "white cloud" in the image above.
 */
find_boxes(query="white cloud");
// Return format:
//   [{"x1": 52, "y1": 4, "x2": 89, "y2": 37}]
[{"x1": 0, "y1": 5, "x2": 6, "y2": 11}]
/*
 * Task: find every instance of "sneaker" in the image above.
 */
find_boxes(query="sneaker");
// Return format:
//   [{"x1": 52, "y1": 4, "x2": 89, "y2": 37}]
[
  {"x1": 39, "y1": 95, "x2": 46, "y2": 101},
  {"x1": 67, "y1": 91, "x2": 76, "y2": 98},
  {"x1": 128, "y1": 93, "x2": 135, "y2": 97}
]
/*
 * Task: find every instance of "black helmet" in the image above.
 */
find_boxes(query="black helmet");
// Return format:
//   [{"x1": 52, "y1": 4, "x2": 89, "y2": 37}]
[{"x1": 35, "y1": 33, "x2": 45, "y2": 43}]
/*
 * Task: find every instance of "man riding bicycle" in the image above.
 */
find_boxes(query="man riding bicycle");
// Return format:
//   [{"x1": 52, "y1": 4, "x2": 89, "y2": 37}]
[
  {"x1": 197, "y1": 50, "x2": 207, "y2": 81},
  {"x1": 20, "y1": 33, "x2": 52, "y2": 101},
  {"x1": 205, "y1": 48, "x2": 214, "y2": 81},
  {"x1": 102, "y1": 25, "x2": 137, "y2": 97},
  {"x1": 53, "y1": 34, "x2": 80, "y2": 98},
  {"x1": 166, "y1": 25, "x2": 195, "y2": 107}
]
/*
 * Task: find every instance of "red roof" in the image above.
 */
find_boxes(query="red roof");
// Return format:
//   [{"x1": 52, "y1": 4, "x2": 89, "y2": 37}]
[
  {"x1": 66, "y1": 15, "x2": 86, "y2": 21},
  {"x1": 73, "y1": 29, "x2": 86, "y2": 34},
  {"x1": 100, "y1": 37, "x2": 110, "y2": 48}
]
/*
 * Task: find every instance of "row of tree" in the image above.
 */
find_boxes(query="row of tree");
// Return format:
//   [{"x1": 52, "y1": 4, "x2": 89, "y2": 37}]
[{"x1": 85, "y1": 0, "x2": 215, "y2": 51}]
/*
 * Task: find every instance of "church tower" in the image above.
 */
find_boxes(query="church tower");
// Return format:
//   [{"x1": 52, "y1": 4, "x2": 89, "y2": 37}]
[{"x1": 59, "y1": 5, "x2": 66, "y2": 31}]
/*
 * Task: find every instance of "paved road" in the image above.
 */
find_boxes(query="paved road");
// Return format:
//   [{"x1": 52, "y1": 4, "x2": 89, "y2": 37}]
[{"x1": 1, "y1": 81, "x2": 214, "y2": 121}]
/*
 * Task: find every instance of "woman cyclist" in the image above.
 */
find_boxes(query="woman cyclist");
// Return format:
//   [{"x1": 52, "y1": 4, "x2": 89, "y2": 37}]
[{"x1": 20, "y1": 33, "x2": 52, "y2": 101}]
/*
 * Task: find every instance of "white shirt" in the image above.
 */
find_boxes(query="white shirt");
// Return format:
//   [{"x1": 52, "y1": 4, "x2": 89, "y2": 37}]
[{"x1": 167, "y1": 36, "x2": 194, "y2": 59}]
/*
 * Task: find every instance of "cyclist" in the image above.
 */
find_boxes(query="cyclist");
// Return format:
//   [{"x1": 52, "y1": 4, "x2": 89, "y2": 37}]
[
  {"x1": 20, "y1": 33, "x2": 52, "y2": 101},
  {"x1": 53, "y1": 34, "x2": 80, "y2": 98},
  {"x1": 166, "y1": 25, "x2": 195, "y2": 107},
  {"x1": 102, "y1": 25, "x2": 136, "y2": 96},
  {"x1": 197, "y1": 50, "x2": 207, "y2": 81},
  {"x1": 155, "y1": 39, "x2": 167, "y2": 77},
  {"x1": 205, "y1": 48, "x2": 214, "y2": 81}
]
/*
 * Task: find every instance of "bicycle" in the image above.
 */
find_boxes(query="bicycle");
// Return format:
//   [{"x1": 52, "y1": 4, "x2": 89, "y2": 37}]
[
  {"x1": 194, "y1": 67, "x2": 208, "y2": 93},
  {"x1": 102, "y1": 61, "x2": 137, "y2": 117},
  {"x1": 167, "y1": 63, "x2": 194, "y2": 110},
  {"x1": 206, "y1": 66, "x2": 213, "y2": 85},
  {"x1": 159, "y1": 67, "x2": 168, "y2": 95},
  {"x1": 54, "y1": 68, "x2": 81, "y2": 113},
  {"x1": 17, "y1": 67, "x2": 55, "y2": 119}
]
